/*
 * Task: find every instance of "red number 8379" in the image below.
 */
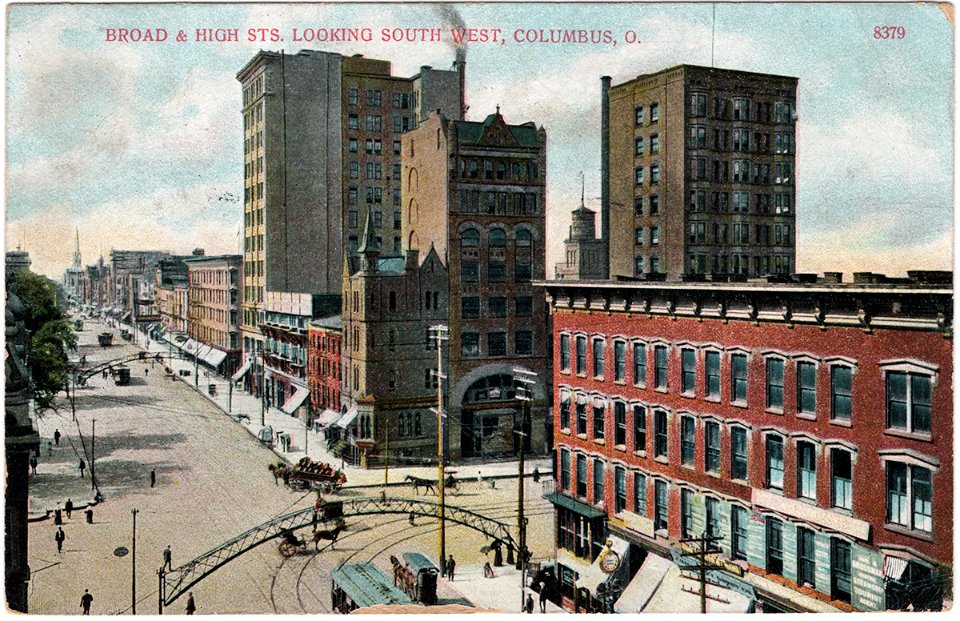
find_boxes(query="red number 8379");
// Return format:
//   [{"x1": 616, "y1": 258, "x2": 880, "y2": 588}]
[{"x1": 874, "y1": 26, "x2": 906, "y2": 39}]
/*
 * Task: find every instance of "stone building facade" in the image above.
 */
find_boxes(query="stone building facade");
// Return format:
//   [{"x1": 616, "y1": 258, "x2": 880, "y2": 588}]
[{"x1": 185, "y1": 255, "x2": 243, "y2": 375}]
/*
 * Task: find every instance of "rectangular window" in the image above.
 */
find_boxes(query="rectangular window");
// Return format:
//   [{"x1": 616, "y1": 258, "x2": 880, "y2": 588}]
[
  {"x1": 651, "y1": 226, "x2": 660, "y2": 244},
  {"x1": 560, "y1": 450, "x2": 571, "y2": 491},
  {"x1": 633, "y1": 472, "x2": 647, "y2": 514},
  {"x1": 731, "y1": 427, "x2": 748, "y2": 480},
  {"x1": 681, "y1": 488, "x2": 693, "y2": 538},
  {"x1": 650, "y1": 134, "x2": 660, "y2": 154},
  {"x1": 575, "y1": 336, "x2": 587, "y2": 375},
  {"x1": 515, "y1": 296, "x2": 532, "y2": 317},
  {"x1": 650, "y1": 102, "x2": 659, "y2": 122},
  {"x1": 488, "y1": 332, "x2": 506, "y2": 357},
  {"x1": 680, "y1": 416, "x2": 696, "y2": 466},
  {"x1": 912, "y1": 466, "x2": 933, "y2": 532},
  {"x1": 654, "y1": 479, "x2": 668, "y2": 530},
  {"x1": 515, "y1": 330, "x2": 533, "y2": 355},
  {"x1": 633, "y1": 405, "x2": 646, "y2": 452},
  {"x1": 462, "y1": 261, "x2": 479, "y2": 283},
  {"x1": 654, "y1": 345, "x2": 667, "y2": 389},
  {"x1": 797, "y1": 528, "x2": 816, "y2": 588},
  {"x1": 576, "y1": 399, "x2": 587, "y2": 435},
  {"x1": 461, "y1": 296, "x2": 480, "y2": 319},
  {"x1": 560, "y1": 334, "x2": 571, "y2": 371},
  {"x1": 766, "y1": 435, "x2": 784, "y2": 490},
  {"x1": 766, "y1": 517, "x2": 784, "y2": 575},
  {"x1": 614, "y1": 402, "x2": 627, "y2": 446},
  {"x1": 887, "y1": 461, "x2": 909, "y2": 526},
  {"x1": 731, "y1": 505, "x2": 748, "y2": 560},
  {"x1": 654, "y1": 410, "x2": 668, "y2": 459},
  {"x1": 831, "y1": 366, "x2": 852, "y2": 421},
  {"x1": 593, "y1": 459, "x2": 605, "y2": 504},
  {"x1": 614, "y1": 341, "x2": 626, "y2": 382},
  {"x1": 559, "y1": 394, "x2": 571, "y2": 431},
  {"x1": 766, "y1": 358, "x2": 784, "y2": 409},
  {"x1": 705, "y1": 497, "x2": 719, "y2": 538},
  {"x1": 461, "y1": 333, "x2": 479, "y2": 357},
  {"x1": 635, "y1": 137, "x2": 644, "y2": 156},
  {"x1": 731, "y1": 353, "x2": 748, "y2": 403},
  {"x1": 886, "y1": 371, "x2": 932, "y2": 434},
  {"x1": 635, "y1": 106, "x2": 644, "y2": 126},
  {"x1": 706, "y1": 351, "x2": 720, "y2": 398},
  {"x1": 576, "y1": 454, "x2": 587, "y2": 498},
  {"x1": 831, "y1": 448, "x2": 852, "y2": 511},
  {"x1": 681, "y1": 349, "x2": 696, "y2": 395},
  {"x1": 615, "y1": 466, "x2": 627, "y2": 513},
  {"x1": 705, "y1": 421, "x2": 720, "y2": 473},
  {"x1": 592, "y1": 339, "x2": 605, "y2": 378},
  {"x1": 635, "y1": 166, "x2": 644, "y2": 185},
  {"x1": 593, "y1": 401, "x2": 605, "y2": 441},
  {"x1": 633, "y1": 343, "x2": 647, "y2": 385},
  {"x1": 488, "y1": 261, "x2": 506, "y2": 282},
  {"x1": 831, "y1": 538, "x2": 852, "y2": 603},
  {"x1": 797, "y1": 441, "x2": 817, "y2": 500},
  {"x1": 798, "y1": 362, "x2": 817, "y2": 415}
]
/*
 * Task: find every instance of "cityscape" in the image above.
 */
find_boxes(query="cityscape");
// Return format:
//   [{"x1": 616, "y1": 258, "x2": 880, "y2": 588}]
[{"x1": 5, "y1": 2, "x2": 953, "y2": 615}]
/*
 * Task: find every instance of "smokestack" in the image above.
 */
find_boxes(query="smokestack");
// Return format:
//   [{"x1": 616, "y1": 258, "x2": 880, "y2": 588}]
[
  {"x1": 600, "y1": 75, "x2": 611, "y2": 280},
  {"x1": 457, "y1": 52, "x2": 466, "y2": 120}
]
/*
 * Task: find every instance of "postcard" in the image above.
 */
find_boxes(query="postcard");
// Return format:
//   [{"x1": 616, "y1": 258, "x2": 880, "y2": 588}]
[{"x1": 5, "y1": 1, "x2": 953, "y2": 615}]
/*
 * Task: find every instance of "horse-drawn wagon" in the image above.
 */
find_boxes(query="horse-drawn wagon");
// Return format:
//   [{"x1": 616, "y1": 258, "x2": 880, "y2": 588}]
[{"x1": 269, "y1": 457, "x2": 347, "y2": 493}]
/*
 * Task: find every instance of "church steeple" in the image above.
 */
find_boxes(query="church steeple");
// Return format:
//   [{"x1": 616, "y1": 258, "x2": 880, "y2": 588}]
[
  {"x1": 71, "y1": 228, "x2": 82, "y2": 269},
  {"x1": 358, "y1": 206, "x2": 380, "y2": 273}
]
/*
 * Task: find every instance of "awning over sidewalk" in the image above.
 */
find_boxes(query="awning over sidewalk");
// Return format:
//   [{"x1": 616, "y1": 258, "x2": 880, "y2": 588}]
[
  {"x1": 231, "y1": 360, "x2": 252, "y2": 383},
  {"x1": 614, "y1": 553, "x2": 673, "y2": 613},
  {"x1": 543, "y1": 492, "x2": 605, "y2": 519},
  {"x1": 281, "y1": 386, "x2": 310, "y2": 415},
  {"x1": 316, "y1": 409, "x2": 342, "y2": 428},
  {"x1": 336, "y1": 405, "x2": 359, "y2": 428},
  {"x1": 196, "y1": 344, "x2": 227, "y2": 369}
]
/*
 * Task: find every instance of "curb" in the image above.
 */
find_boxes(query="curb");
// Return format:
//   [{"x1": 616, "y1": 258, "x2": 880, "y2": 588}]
[{"x1": 28, "y1": 496, "x2": 103, "y2": 523}]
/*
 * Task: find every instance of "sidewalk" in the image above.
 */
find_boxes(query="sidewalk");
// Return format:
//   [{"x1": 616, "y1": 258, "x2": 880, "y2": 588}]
[
  {"x1": 442, "y1": 563, "x2": 567, "y2": 614},
  {"x1": 130, "y1": 320, "x2": 552, "y2": 489}
]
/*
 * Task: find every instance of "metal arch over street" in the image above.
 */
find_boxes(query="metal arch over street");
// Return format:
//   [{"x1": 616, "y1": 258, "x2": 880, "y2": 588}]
[
  {"x1": 157, "y1": 495, "x2": 516, "y2": 611},
  {"x1": 75, "y1": 352, "x2": 194, "y2": 385}
]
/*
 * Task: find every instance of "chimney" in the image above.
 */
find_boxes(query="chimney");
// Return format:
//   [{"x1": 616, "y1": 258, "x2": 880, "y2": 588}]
[{"x1": 456, "y1": 54, "x2": 466, "y2": 120}]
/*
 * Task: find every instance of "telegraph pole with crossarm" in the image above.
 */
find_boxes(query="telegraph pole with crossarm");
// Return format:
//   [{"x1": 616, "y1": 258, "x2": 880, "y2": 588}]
[
  {"x1": 430, "y1": 325, "x2": 449, "y2": 572},
  {"x1": 679, "y1": 533, "x2": 729, "y2": 613}
]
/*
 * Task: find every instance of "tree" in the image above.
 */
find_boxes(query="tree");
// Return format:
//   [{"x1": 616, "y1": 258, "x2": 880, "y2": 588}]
[{"x1": 8, "y1": 271, "x2": 76, "y2": 410}]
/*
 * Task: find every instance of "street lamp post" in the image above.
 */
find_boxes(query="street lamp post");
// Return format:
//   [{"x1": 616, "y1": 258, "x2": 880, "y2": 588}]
[
  {"x1": 131, "y1": 508, "x2": 138, "y2": 615},
  {"x1": 431, "y1": 324, "x2": 449, "y2": 571},
  {"x1": 513, "y1": 367, "x2": 537, "y2": 611}
]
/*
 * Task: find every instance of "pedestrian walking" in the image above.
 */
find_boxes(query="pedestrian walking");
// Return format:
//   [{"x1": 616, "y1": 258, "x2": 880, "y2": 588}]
[
  {"x1": 150, "y1": 469, "x2": 156, "y2": 488},
  {"x1": 80, "y1": 589, "x2": 93, "y2": 615},
  {"x1": 483, "y1": 562, "x2": 495, "y2": 578},
  {"x1": 539, "y1": 583, "x2": 548, "y2": 612},
  {"x1": 145, "y1": 368, "x2": 149, "y2": 377},
  {"x1": 85, "y1": 508, "x2": 94, "y2": 524},
  {"x1": 408, "y1": 513, "x2": 415, "y2": 526},
  {"x1": 65, "y1": 498, "x2": 74, "y2": 519},
  {"x1": 55, "y1": 527, "x2": 65, "y2": 554},
  {"x1": 54, "y1": 429, "x2": 61, "y2": 446},
  {"x1": 48, "y1": 441, "x2": 53, "y2": 456},
  {"x1": 185, "y1": 592, "x2": 196, "y2": 615},
  {"x1": 78, "y1": 458, "x2": 86, "y2": 478},
  {"x1": 532, "y1": 466, "x2": 540, "y2": 483},
  {"x1": 54, "y1": 508, "x2": 63, "y2": 525},
  {"x1": 162, "y1": 545, "x2": 173, "y2": 570},
  {"x1": 525, "y1": 593, "x2": 534, "y2": 614},
  {"x1": 102, "y1": 369, "x2": 108, "y2": 379},
  {"x1": 29, "y1": 456, "x2": 37, "y2": 475},
  {"x1": 447, "y1": 555, "x2": 456, "y2": 581}
]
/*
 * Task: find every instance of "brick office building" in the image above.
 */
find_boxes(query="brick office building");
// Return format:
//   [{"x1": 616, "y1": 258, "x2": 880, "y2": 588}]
[
  {"x1": 402, "y1": 108, "x2": 551, "y2": 461},
  {"x1": 185, "y1": 255, "x2": 243, "y2": 375},
  {"x1": 307, "y1": 315, "x2": 343, "y2": 416},
  {"x1": 603, "y1": 65, "x2": 798, "y2": 280},
  {"x1": 540, "y1": 275, "x2": 952, "y2": 612}
]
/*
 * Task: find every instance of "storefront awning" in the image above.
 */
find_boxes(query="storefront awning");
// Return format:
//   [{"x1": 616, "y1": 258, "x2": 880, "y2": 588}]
[
  {"x1": 337, "y1": 405, "x2": 359, "y2": 428},
  {"x1": 884, "y1": 556, "x2": 909, "y2": 581},
  {"x1": 316, "y1": 409, "x2": 342, "y2": 428},
  {"x1": 281, "y1": 386, "x2": 310, "y2": 415},
  {"x1": 231, "y1": 360, "x2": 252, "y2": 383},
  {"x1": 197, "y1": 345, "x2": 227, "y2": 369},
  {"x1": 543, "y1": 492, "x2": 605, "y2": 519},
  {"x1": 615, "y1": 552, "x2": 673, "y2": 613},
  {"x1": 617, "y1": 552, "x2": 753, "y2": 613}
]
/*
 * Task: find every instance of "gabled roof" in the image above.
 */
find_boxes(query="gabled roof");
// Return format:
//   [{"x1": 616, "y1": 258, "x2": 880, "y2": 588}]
[{"x1": 456, "y1": 109, "x2": 541, "y2": 147}]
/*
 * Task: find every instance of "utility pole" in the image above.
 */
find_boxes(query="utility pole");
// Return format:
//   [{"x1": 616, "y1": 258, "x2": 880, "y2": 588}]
[
  {"x1": 259, "y1": 342, "x2": 266, "y2": 426},
  {"x1": 679, "y1": 533, "x2": 728, "y2": 613},
  {"x1": 383, "y1": 427, "x2": 390, "y2": 487},
  {"x1": 131, "y1": 508, "x2": 138, "y2": 614},
  {"x1": 430, "y1": 324, "x2": 449, "y2": 572},
  {"x1": 91, "y1": 418, "x2": 96, "y2": 491},
  {"x1": 513, "y1": 368, "x2": 536, "y2": 610}
]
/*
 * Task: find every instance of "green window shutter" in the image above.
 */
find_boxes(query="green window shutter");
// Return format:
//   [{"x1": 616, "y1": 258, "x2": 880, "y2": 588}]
[
  {"x1": 716, "y1": 501, "x2": 731, "y2": 557},
  {"x1": 746, "y1": 514, "x2": 766, "y2": 568},
  {"x1": 781, "y1": 521, "x2": 798, "y2": 583}
]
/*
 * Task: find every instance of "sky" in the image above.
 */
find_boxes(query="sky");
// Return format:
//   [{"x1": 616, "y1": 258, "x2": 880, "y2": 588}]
[{"x1": 5, "y1": 2, "x2": 954, "y2": 279}]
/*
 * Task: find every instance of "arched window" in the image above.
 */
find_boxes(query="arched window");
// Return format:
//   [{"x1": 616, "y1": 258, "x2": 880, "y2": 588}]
[
  {"x1": 414, "y1": 413, "x2": 422, "y2": 436},
  {"x1": 496, "y1": 162, "x2": 506, "y2": 180},
  {"x1": 461, "y1": 228, "x2": 480, "y2": 247},
  {"x1": 399, "y1": 414, "x2": 407, "y2": 437},
  {"x1": 484, "y1": 161, "x2": 494, "y2": 179},
  {"x1": 469, "y1": 160, "x2": 478, "y2": 178},
  {"x1": 489, "y1": 228, "x2": 506, "y2": 247},
  {"x1": 516, "y1": 229, "x2": 532, "y2": 247}
]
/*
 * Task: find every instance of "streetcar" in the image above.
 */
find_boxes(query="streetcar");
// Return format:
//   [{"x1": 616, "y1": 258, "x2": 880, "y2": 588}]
[
  {"x1": 401, "y1": 552, "x2": 439, "y2": 605},
  {"x1": 330, "y1": 563, "x2": 412, "y2": 613},
  {"x1": 114, "y1": 366, "x2": 131, "y2": 385}
]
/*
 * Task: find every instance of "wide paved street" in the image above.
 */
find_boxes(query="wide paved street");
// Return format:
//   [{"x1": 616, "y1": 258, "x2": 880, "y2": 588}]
[{"x1": 27, "y1": 318, "x2": 555, "y2": 614}]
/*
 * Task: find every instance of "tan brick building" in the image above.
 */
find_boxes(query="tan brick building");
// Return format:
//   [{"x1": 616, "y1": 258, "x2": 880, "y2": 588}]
[
  {"x1": 185, "y1": 255, "x2": 243, "y2": 375},
  {"x1": 603, "y1": 65, "x2": 798, "y2": 281}
]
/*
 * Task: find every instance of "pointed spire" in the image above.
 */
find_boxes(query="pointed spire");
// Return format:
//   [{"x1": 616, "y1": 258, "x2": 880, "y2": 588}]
[
  {"x1": 358, "y1": 207, "x2": 379, "y2": 255},
  {"x1": 580, "y1": 172, "x2": 585, "y2": 208},
  {"x1": 72, "y1": 228, "x2": 82, "y2": 268}
]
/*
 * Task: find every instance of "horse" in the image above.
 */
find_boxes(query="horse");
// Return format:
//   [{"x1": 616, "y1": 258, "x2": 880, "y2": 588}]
[
  {"x1": 405, "y1": 475, "x2": 436, "y2": 495},
  {"x1": 311, "y1": 522, "x2": 347, "y2": 550}
]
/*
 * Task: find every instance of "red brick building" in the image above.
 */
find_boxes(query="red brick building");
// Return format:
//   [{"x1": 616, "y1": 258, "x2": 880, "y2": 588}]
[
  {"x1": 307, "y1": 316, "x2": 343, "y2": 416},
  {"x1": 540, "y1": 274, "x2": 952, "y2": 612}
]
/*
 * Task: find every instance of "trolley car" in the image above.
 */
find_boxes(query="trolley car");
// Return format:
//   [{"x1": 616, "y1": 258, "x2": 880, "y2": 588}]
[
  {"x1": 402, "y1": 552, "x2": 439, "y2": 605},
  {"x1": 330, "y1": 563, "x2": 412, "y2": 614}
]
